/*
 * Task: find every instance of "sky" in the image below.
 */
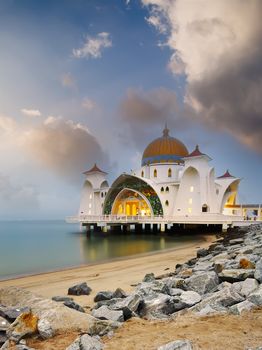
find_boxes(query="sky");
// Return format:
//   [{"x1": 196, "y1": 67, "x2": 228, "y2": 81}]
[{"x1": 0, "y1": 0, "x2": 261, "y2": 220}]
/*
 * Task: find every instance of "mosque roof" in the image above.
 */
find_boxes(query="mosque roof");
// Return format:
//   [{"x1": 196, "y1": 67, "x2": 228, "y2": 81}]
[
  {"x1": 83, "y1": 163, "x2": 107, "y2": 175},
  {"x1": 141, "y1": 126, "x2": 189, "y2": 166},
  {"x1": 186, "y1": 145, "x2": 206, "y2": 157},
  {"x1": 217, "y1": 170, "x2": 235, "y2": 179}
]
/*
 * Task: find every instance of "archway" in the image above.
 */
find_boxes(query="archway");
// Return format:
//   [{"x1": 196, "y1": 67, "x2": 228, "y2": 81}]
[{"x1": 111, "y1": 188, "x2": 153, "y2": 216}]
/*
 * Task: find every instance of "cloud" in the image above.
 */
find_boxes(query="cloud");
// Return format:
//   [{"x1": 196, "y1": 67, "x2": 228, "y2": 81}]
[
  {"x1": 61, "y1": 72, "x2": 77, "y2": 89},
  {"x1": 0, "y1": 115, "x2": 17, "y2": 134},
  {"x1": 142, "y1": 0, "x2": 262, "y2": 154},
  {"x1": 82, "y1": 97, "x2": 96, "y2": 112},
  {"x1": 73, "y1": 32, "x2": 112, "y2": 59},
  {"x1": 21, "y1": 108, "x2": 41, "y2": 117},
  {"x1": 22, "y1": 116, "x2": 108, "y2": 182}
]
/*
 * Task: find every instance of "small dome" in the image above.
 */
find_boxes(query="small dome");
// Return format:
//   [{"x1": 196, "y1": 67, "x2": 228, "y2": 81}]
[{"x1": 142, "y1": 126, "x2": 189, "y2": 166}]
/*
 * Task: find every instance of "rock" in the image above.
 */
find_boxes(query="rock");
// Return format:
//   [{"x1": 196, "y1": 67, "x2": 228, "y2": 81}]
[
  {"x1": 169, "y1": 289, "x2": 183, "y2": 296},
  {"x1": 179, "y1": 291, "x2": 201, "y2": 307},
  {"x1": 68, "y1": 282, "x2": 92, "y2": 296},
  {"x1": 166, "y1": 278, "x2": 187, "y2": 291},
  {"x1": 211, "y1": 252, "x2": 230, "y2": 262},
  {"x1": 0, "y1": 316, "x2": 10, "y2": 331},
  {"x1": 218, "y1": 269, "x2": 254, "y2": 282},
  {"x1": 137, "y1": 280, "x2": 170, "y2": 296},
  {"x1": 229, "y1": 238, "x2": 244, "y2": 245},
  {"x1": 239, "y1": 258, "x2": 255, "y2": 269},
  {"x1": 16, "y1": 345, "x2": 36, "y2": 350},
  {"x1": 143, "y1": 273, "x2": 155, "y2": 282},
  {"x1": 233, "y1": 278, "x2": 259, "y2": 298},
  {"x1": 157, "y1": 339, "x2": 193, "y2": 350},
  {"x1": 7, "y1": 311, "x2": 38, "y2": 342},
  {"x1": 0, "y1": 306, "x2": 30, "y2": 323},
  {"x1": 94, "y1": 291, "x2": 114, "y2": 302},
  {"x1": 139, "y1": 293, "x2": 175, "y2": 319},
  {"x1": 186, "y1": 271, "x2": 219, "y2": 295},
  {"x1": 248, "y1": 285, "x2": 262, "y2": 306},
  {"x1": 88, "y1": 320, "x2": 121, "y2": 337},
  {"x1": 92, "y1": 306, "x2": 124, "y2": 322},
  {"x1": 196, "y1": 248, "x2": 209, "y2": 258},
  {"x1": 190, "y1": 286, "x2": 244, "y2": 313},
  {"x1": 37, "y1": 319, "x2": 54, "y2": 339},
  {"x1": 0, "y1": 287, "x2": 119, "y2": 337},
  {"x1": 66, "y1": 334, "x2": 104, "y2": 350},
  {"x1": 229, "y1": 300, "x2": 256, "y2": 315},
  {"x1": 254, "y1": 258, "x2": 262, "y2": 282},
  {"x1": 63, "y1": 300, "x2": 85, "y2": 313},
  {"x1": 112, "y1": 288, "x2": 127, "y2": 299},
  {"x1": 178, "y1": 269, "x2": 193, "y2": 278},
  {"x1": 52, "y1": 296, "x2": 73, "y2": 303},
  {"x1": 192, "y1": 261, "x2": 214, "y2": 272},
  {"x1": 0, "y1": 332, "x2": 8, "y2": 346},
  {"x1": 112, "y1": 294, "x2": 142, "y2": 313}
]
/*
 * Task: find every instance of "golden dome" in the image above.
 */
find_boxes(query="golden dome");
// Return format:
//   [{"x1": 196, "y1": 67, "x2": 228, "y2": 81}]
[{"x1": 142, "y1": 127, "x2": 189, "y2": 166}]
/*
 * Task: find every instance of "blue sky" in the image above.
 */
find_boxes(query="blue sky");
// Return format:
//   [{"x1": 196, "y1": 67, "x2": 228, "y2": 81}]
[{"x1": 0, "y1": 0, "x2": 261, "y2": 219}]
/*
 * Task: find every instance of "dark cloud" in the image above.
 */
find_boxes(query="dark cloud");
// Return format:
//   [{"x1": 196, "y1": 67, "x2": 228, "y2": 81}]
[{"x1": 23, "y1": 117, "x2": 108, "y2": 182}]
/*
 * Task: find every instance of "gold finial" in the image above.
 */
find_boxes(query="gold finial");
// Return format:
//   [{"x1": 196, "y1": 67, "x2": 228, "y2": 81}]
[{"x1": 163, "y1": 122, "x2": 169, "y2": 137}]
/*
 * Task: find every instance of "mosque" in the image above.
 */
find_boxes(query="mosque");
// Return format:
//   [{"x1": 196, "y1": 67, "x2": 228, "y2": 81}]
[{"x1": 76, "y1": 126, "x2": 248, "y2": 230}]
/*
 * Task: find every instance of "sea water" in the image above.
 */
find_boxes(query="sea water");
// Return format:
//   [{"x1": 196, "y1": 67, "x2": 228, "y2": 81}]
[{"x1": 0, "y1": 220, "x2": 203, "y2": 280}]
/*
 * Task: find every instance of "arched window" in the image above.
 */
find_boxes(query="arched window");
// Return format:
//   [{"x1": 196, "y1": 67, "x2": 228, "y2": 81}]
[
  {"x1": 202, "y1": 204, "x2": 208, "y2": 212},
  {"x1": 141, "y1": 170, "x2": 144, "y2": 177},
  {"x1": 101, "y1": 192, "x2": 104, "y2": 198},
  {"x1": 154, "y1": 169, "x2": 157, "y2": 178},
  {"x1": 161, "y1": 186, "x2": 164, "y2": 192},
  {"x1": 168, "y1": 168, "x2": 172, "y2": 177},
  {"x1": 166, "y1": 186, "x2": 169, "y2": 192},
  {"x1": 165, "y1": 200, "x2": 169, "y2": 206}
]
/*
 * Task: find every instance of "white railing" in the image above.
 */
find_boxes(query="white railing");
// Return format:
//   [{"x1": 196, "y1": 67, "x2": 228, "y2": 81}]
[{"x1": 66, "y1": 213, "x2": 249, "y2": 224}]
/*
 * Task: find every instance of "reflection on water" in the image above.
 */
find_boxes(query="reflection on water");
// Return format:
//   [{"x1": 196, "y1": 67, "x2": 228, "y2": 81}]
[{"x1": 0, "y1": 221, "x2": 203, "y2": 280}]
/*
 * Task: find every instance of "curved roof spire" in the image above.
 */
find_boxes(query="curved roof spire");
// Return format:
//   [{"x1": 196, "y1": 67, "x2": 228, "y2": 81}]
[{"x1": 163, "y1": 122, "x2": 170, "y2": 137}]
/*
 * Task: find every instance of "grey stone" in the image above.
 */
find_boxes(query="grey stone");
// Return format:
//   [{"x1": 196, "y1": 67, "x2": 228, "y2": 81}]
[
  {"x1": 64, "y1": 300, "x2": 85, "y2": 313},
  {"x1": 0, "y1": 332, "x2": 7, "y2": 346},
  {"x1": 37, "y1": 319, "x2": 54, "y2": 339},
  {"x1": 211, "y1": 252, "x2": 230, "y2": 262},
  {"x1": 166, "y1": 278, "x2": 187, "y2": 291},
  {"x1": 94, "y1": 291, "x2": 114, "y2": 302},
  {"x1": 157, "y1": 339, "x2": 192, "y2": 350},
  {"x1": 169, "y1": 288, "x2": 183, "y2": 296},
  {"x1": 186, "y1": 271, "x2": 219, "y2": 295},
  {"x1": 190, "y1": 286, "x2": 244, "y2": 313},
  {"x1": 15, "y1": 345, "x2": 36, "y2": 350},
  {"x1": 218, "y1": 269, "x2": 254, "y2": 282},
  {"x1": 112, "y1": 294, "x2": 142, "y2": 313},
  {"x1": 92, "y1": 306, "x2": 124, "y2": 322},
  {"x1": 196, "y1": 248, "x2": 209, "y2": 258},
  {"x1": 52, "y1": 296, "x2": 73, "y2": 303},
  {"x1": 0, "y1": 316, "x2": 10, "y2": 331},
  {"x1": 229, "y1": 238, "x2": 244, "y2": 245},
  {"x1": 143, "y1": 273, "x2": 155, "y2": 282},
  {"x1": 179, "y1": 291, "x2": 201, "y2": 307},
  {"x1": 192, "y1": 261, "x2": 214, "y2": 272},
  {"x1": 112, "y1": 288, "x2": 127, "y2": 299},
  {"x1": 68, "y1": 282, "x2": 92, "y2": 296},
  {"x1": 248, "y1": 285, "x2": 262, "y2": 306},
  {"x1": 140, "y1": 293, "x2": 175, "y2": 319},
  {"x1": 254, "y1": 258, "x2": 262, "y2": 282},
  {"x1": 0, "y1": 305, "x2": 30, "y2": 323},
  {"x1": 232, "y1": 278, "x2": 259, "y2": 298},
  {"x1": 137, "y1": 280, "x2": 170, "y2": 296},
  {"x1": 229, "y1": 300, "x2": 255, "y2": 315},
  {"x1": 66, "y1": 334, "x2": 104, "y2": 350}
]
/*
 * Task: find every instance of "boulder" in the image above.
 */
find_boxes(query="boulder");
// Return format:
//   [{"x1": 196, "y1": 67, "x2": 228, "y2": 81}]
[
  {"x1": 157, "y1": 339, "x2": 193, "y2": 350},
  {"x1": 179, "y1": 291, "x2": 201, "y2": 307},
  {"x1": 229, "y1": 238, "x2": 244, "y2": 245},
  {"x1": 232, "y1": 278, "x2": 259, "y2": 298},
  {"x1": 218, "y1": 269, "x2": 254, "y2": 282},
  {"x1": 248, "y1": 285, "x2": 262, "y2": 306},
  {"x1": 192, "y1": 261, "x2": 214, "y2": 272},
  {"x1": 169, "y1": 288, "x2": 183, "y2": 297},
  {"x1": 52, "y1": 296, "x2": 73, "y2": 303},
  {"x1": 0, "y1": 316, "x2": 10, "y2": 331},
  {"x1": 64, "y1": 300, "x2": 85, "y2": 313},
  {"x1": 186, "y1": 271, "x2": 219, "y2": 295},
  {"x1": 92, "y1": 306, "x2": 124, "y2": 323},
  {"x1": 0, "y1": 332, "x2": 8, "y2": 346},
  {"x1": 0, "y1": 306, "x2": 30, "y2": 323},
  {"x1": 94, "y1": 291, "x2": 114, "y2": 302},
  {"x1": 196, "y1": 248, "x2": 209, "y2": 258},
  {"x1": 68, "y1": 282, "x2": 92, "y2": 296},
  {"x1": 190, "y1": 286, "x2": 244, "y2": 313},
  {"x1": 143, "y1": 273, "x2": 155, "y2": 282},
  {"x1": 112, "y1": 294, "x2": 142, "y2": 313},
  {"x1": 112, "y1": 288, "x2": 127, "y2": 299},
  {"x1": 7, "y1": 311, "x2": 38, "y2": 342},
  {"x1": 139, "y1": 293, "x2": 175, "y2": 319},
  {"x1": 66, "y1": 334, "x2": 103, "y2": 350},
  {"x1": 137, "y1": 281, "x2": 170, "y2": 296},
  {"x1": 254, "y1": 258, "x2": 262, "y2": 283},
  {"x1": 37, "y1": 319, "x2": 54, "y2": 339},
  {"x1": 229, "y1": 300, "x2": 256, "y2": 315},
  {"x1": 0, "y1": 287, "x2": 119, "y2": 337}
]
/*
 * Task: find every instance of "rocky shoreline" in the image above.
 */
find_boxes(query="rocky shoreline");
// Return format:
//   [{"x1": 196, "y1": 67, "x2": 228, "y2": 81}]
[{"x1": 0, "y1": 224, "x2": 262, "y2": 350}]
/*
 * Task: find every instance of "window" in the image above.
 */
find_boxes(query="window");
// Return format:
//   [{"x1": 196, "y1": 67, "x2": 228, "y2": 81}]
[
  {"x1": 168, "y1": 168, "x2": 172, "y2": 177},
  {"x1": 166, "y1": 186, "x2": 169, "y2": 192},
  {"x1": 202, "y1": 204, "x2": 208, "y2": 213},
  {"x1": 101, "y1": 192, "x2": 104, "y2": 198},
  {"x1": 190, "y1": 186, "x2": 194, "y2": 192},
  {"x1": 154, "y1": 169, "x2": 157, "y2": 178},
  {"x1": 141, "y1": 170, "x2": 144, "y2": 177},
  {"x1": 161, "y1": 187, "x2": 164, "y2": 192},
  {"x1": 189, "y1": 198, "x2": 193, "y2": 204},
  {"x1": 165, "y1": 200, "x2": 169, "y2": 206}
]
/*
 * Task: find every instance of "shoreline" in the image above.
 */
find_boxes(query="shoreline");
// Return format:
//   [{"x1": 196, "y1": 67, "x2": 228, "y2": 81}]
[
  {"x1": 0, "y1": 234, "x2": 207, "y2": 283},
  {"x1": 0, "y1": 234, "x2": 215, "y2": 306}
]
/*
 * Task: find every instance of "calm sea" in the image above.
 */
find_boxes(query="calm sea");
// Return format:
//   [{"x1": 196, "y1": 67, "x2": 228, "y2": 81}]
[{"x1": 0, "y1": 220, "x2": 203, "y2": 280}]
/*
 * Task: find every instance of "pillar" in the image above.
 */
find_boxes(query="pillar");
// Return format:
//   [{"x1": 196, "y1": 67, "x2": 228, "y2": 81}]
[
  {"x1": 160, "y1": 223, "x2": 166, "y2": 233},
  {"x1": 222, "y1": 223, "x2": 228, "y2": 232}
]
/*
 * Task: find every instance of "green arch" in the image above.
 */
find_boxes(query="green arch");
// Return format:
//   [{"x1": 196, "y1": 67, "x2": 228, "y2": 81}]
[{"x1": 103, "y1": 174, "x2": 163, "y2": 216}]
